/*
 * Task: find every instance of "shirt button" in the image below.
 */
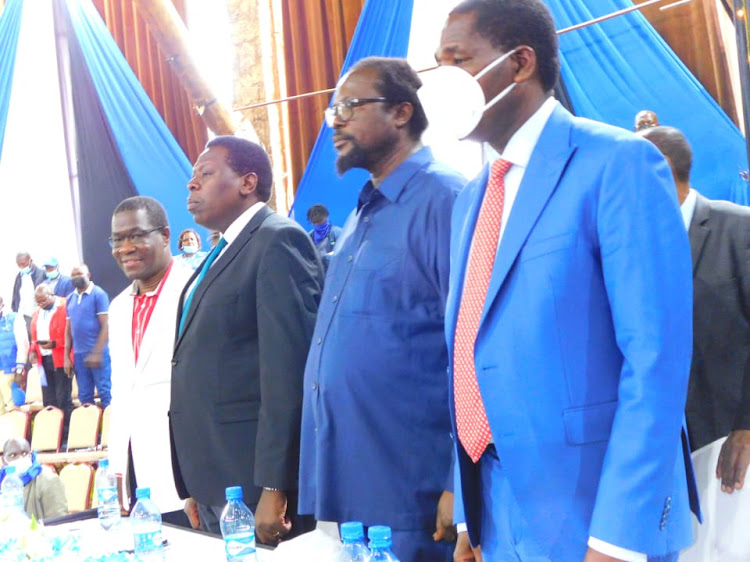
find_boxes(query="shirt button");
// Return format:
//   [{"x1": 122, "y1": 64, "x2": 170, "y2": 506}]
[
  {"x1": 347, "y1": 255, "x2": 353, "y2": 262},
  {"x1": 311, "y1": 382, "x2": 318, "y2": 390},
  {"x1": 332, "y1": 296, "x2": 338, "y2": 303},
  {"x1": 363, "y1": 216, "x2": 370, "y2": 223},
  {"x1": 316, "y1": 337, "x2": 322, "y2": 345}
]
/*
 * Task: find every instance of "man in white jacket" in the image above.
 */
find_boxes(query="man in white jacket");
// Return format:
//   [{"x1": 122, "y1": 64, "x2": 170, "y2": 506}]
[{"x1": 107, "y1": 196, "x2": 193, "y2": 525}]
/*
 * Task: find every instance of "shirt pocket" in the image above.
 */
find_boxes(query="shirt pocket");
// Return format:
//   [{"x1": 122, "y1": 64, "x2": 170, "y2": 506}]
[{"x1": 341, "y1": 249, "x2": 406, "y2": 317}]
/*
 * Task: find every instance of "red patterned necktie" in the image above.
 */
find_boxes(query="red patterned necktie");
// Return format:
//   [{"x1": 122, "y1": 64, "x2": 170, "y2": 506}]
[{"x1": 454, "y1": 158, "x2": 512, "y2": 463}]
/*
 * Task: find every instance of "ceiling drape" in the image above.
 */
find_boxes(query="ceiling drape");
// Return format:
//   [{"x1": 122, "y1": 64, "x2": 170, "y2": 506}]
[
  {"x1": 91, "y1": 0, "x2": 207, "y2": 163},
  {"x1": 281, "y1": 0, "x2": 364, "y2": 194}
]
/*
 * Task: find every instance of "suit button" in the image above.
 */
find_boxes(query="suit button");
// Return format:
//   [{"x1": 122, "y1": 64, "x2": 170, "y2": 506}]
[{"x1": 171, "y1": 359, "x2": 178, "y2": 367}]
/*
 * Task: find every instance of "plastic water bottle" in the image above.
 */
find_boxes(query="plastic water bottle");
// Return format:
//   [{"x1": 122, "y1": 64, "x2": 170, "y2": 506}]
[
  {"x1": 1, "y1": 465, "x2": 25, "y2": 515},
  {"x1": 220, "y1": 486, "x2": 256, "y2": 561},
  {"x1": 95, "y1": 459, "x2": 121, "y2": 530},
  {"x1": 131, "y1": 487, "x2": 164, "y2": 561},
  {"x1": 339, "y1": 521, "x2": 369, "y2": 561},
  {"x1": 366, "y1": 526, "x2": 400, "y2": 561}
]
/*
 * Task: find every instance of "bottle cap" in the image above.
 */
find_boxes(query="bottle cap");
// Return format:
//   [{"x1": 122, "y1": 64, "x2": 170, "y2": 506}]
[
  {"x1": 225, "y1": 486, "x2": 243, "y2": 501},
  {"x1": 99, "y1": 459, "x2": 109, "y2": 468},
  {"x1": 341, "y1": 521, "x2": 365, "y2": 541},
  {"x1": 135, "y1": 487, "x2": 151, "y2": 500},
  {"x1": 5, "y1": 465, "x2": 15, "y2": 475},
  {"x1": 368, "y1": 525, "x2": 392, "y2": 547}
]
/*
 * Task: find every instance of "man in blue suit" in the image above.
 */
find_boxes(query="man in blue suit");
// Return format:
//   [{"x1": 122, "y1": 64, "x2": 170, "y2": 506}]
[{"x1": 436, "y1": 1, "x2": 699, "y2": 560}]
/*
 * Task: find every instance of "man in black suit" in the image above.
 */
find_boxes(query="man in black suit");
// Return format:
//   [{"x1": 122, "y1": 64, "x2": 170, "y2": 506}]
[
  {"x1": 12, "y1": 252, "x2": 46, "y2": 324},
  {"x1": 641, "y1": 126, "x2": 750, "y2": 494},
  {"x1": 170, "y1": 136, "x2": 324, "y2": 544}
]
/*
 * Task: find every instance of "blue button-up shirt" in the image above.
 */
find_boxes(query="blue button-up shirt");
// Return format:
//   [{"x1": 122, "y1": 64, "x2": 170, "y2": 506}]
[{"x1": 298, "y1": 147, "x2": 465, "y2": 530}]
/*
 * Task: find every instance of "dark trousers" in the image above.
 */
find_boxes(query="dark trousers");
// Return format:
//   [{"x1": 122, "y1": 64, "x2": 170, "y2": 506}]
[{"x1": 40, "y1": 355, "x2": 73, "y2": 440}]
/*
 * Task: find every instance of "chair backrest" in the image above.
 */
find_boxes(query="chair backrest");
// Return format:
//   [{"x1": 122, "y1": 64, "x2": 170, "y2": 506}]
[
  {"x1": 59, "y1": 463, "x2": 94, "y2": 513},
  {"x1": 24, "y1": 366, "x2": 43, "y2": 405},
  {"x1": 67, "y1": 404, "x2": 102, "y2": 451},
  {"x1": 100, "y1": 405, "x2": 111, "y2": 449},
  {"x1": 30, "y1": 406, "x2": 64, "y2": 452},
  {"x1": 0, "y1": 410, "x2": 30, "y2": 443}
]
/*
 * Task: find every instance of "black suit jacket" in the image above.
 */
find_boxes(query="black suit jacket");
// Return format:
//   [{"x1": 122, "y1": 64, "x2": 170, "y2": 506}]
[
  {"x1": 12, "y1": 265, "x2": 46, "y2": 313},
  {"x1": 169, "y1": 205, "x2": 324, "y2": 507},
  {"x1": 686, "y1": 192, "x2": 750, "y2": 450}
]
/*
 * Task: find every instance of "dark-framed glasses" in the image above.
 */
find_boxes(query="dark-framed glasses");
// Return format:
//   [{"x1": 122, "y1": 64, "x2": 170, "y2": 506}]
[
  {"x1": 109, "y1": 226, "x2": 165, "y2": 248},
  {"x1": 324, "y1": 97, "x2": 389, "y2": 127}
]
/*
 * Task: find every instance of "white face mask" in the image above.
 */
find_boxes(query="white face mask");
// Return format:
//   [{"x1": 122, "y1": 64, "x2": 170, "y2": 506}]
[
  {"x1": 418, "y1": 48, "x2": 519, "y2": 140},
  {"x1": 8, "y1": 455, "x2": 32, "y2": 474},
  {"x1": 182, "y1": 245, "x2": 198, "y2": 255}
]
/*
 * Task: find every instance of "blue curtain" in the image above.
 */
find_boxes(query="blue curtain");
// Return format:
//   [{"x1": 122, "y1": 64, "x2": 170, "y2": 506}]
[
  {"x1": 546, "y1": 0, "x2": 749, "y2": 204},
  {"x1": 0, "y1": 0, "x2": 23, "y2": 160},
  {"x1": 65, "y1": 0, "x2": 197, "y2": 249},
  {"x1": 289, "y1": 0, "x2": 414, "y2": 227}
]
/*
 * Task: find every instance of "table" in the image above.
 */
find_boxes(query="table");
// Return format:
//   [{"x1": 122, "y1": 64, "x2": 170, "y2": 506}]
[{"x1": 49, "y1": 517, "x2": 274, "y2": 560}]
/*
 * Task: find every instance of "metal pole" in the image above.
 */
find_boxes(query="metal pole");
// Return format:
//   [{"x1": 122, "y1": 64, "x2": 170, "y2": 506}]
[{"x1": 732, "y1": 0, "x2": 750, "y2": 170}]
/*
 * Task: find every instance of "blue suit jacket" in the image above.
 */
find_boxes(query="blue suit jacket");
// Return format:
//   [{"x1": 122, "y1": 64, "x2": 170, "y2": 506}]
[{"x1": 446, "y1": 105, "x2": 700, "y2": 558}]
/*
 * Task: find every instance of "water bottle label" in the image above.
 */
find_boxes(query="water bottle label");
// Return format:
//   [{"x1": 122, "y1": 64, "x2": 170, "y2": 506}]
[
  {"x1": 225, "y1": 532, "x2": 256, "y2": 558},
  {"x1": 134, "y1": 529, "x2": 162, "y2": 551},
  {"x1": 97, "y1": 486, "x2": 118, "y2": 504}
]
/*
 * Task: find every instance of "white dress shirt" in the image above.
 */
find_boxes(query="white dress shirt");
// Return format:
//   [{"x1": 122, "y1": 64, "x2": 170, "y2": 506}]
[
  {"x1": 681, "y1": 188, "x2": 697, "y2": 231},
  {"x1": 18, "y1": 273, "x2": 35, "y2": 317},
  {"x1": 36, "y1": 303, "x2": 58, "y2": 357},
  {"x1": 461, "y1": 96, "x2": 647, "y2": 561}
]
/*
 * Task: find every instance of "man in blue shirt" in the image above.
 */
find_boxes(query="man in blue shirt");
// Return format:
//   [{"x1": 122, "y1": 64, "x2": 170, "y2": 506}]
[
  {"x1": 298, "y1": 57, "x2": 465, "y2": 562},
  {"x1": 64, "y1": 264, "x2": 111, "y2": 408}
]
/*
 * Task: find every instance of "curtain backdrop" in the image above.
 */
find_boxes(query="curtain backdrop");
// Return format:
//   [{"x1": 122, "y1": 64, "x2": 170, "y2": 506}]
[
  {"x1": 547, "y1": 0, "x2": 749, "y2": 204},
  {"x1": 288, "y1": 0, "x2": 414, "y2": 227},
  {"x1": 281, "y1": 0, "x2": 365, "y2": 195},
  {"x1": 91, "y1": 0, "x2": 207, "y2": 163}
]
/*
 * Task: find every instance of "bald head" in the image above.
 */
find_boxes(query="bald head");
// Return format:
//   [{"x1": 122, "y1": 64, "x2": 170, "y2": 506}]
[
  {"x1": 35, "y1": 284, "x2": 55, "y2": 310},
  {"x1": 634, "y1": 110, "x2": 659, "y2": 131}
]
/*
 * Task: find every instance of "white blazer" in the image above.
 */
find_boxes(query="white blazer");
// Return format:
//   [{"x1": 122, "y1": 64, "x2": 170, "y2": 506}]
[{"x1": 108, "y1": 261, "x2": 193, "y2": 513}]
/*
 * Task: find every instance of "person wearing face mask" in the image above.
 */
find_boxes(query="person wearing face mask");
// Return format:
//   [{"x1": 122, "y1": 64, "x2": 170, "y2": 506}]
[
  {"x1": 41, "y1": 257, "x2": 73, "y2": 298},
  {"x1": 0, "y1": 296, "x2": 28, "y2": 415},
  {"x1": 305, "y1": 204, "x2": 343, "y2": 272},
  {"x1": 30, "y1": 284, "x2": 73, "y2": 440},
  {"x1": 175, "y1": 228, "x2": 208, "y2": 270},
  {"x1": 11, "y1": 252, "x2": 46, "y2": 332},
  {"x1": 1, "y1": 437, "x2": 67, "y2": 520},
  {"x1": 432, "y1": 1, "x2": 698, "y2": 561},
  {"x1": 64, "y1": 264, "x2": 111, "y2": 409}
]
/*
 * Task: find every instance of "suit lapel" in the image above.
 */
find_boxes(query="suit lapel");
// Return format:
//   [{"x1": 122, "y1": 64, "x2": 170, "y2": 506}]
[
  {"x1": 688, "y1": 193, "x2": 710, "y2": 275},
  {"x1": 174, "y1": 206, "x2": 272, "y2": 351},
  {"x1": 480, "y1": 106, "x2": 576, "y2": 326}
]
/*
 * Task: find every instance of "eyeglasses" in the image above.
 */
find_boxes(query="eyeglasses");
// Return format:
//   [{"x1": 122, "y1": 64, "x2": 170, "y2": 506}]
[
  {"x1": 109, "y1": 226, "x2": 165, "y2": 248},
  {"x1": 324, "y1": 97, "x2": 389, "y2": 127}
]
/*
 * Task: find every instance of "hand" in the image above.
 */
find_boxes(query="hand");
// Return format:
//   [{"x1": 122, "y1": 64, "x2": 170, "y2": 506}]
[
  {"x1": 64, "y1": 355, "x2": 73, "y2": 376},
  {"x1": 13, "y1": 367, "x2": 26, "y2": 391},
  {"x1": 255, "y1": 489, "x2": 292, "y2": 546},
  {"x1": 39, "y1": 341, "x2": 54, "y2": 350},
  {"x1": 583, "y1": 547, "x2": 625, "y2": 562},
  {"x1": 716, "y1": 429, "x2": 750, "y2": 493},
  {"x1": 28, "y1": 351, "x2": 37, "y2": 364},
  {"x1": 84, "y1": 351, "x2": 103, "y2": 368},
  {"x1": 434, "y1": 490, "x2": 457, "y2": 542},
  {"x1": 184, "y1": 497, "x2": 201, "y2": 530},
  {"x1": 454, "y1": 531, "x2": 481, "y2": 561}
]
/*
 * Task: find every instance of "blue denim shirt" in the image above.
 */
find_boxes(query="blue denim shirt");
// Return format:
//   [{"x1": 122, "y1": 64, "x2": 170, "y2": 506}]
[{"x1": 298, "y1": 147, "x2": 465, "y2": 529}]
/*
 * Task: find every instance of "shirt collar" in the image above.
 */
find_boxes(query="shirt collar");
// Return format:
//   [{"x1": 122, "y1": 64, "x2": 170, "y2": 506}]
[
  {"x1": 362, "y1": 146, "x2": 434, "y2": 205},
  {"x1": 493, "y1": 97, "x2": 558, "y2": 168},
  {"x1": 222, "y1": 201, "x2": 266, "y2": 244},
  {"x1": 129, "y1": 260, "x2": 174, "y2": 297},
  {"x1": 78, "y1": 282, "x2": 95, "y2": 296},
  {"x1": 680, "y1": 188, "x2": 698, "y2": 230}
]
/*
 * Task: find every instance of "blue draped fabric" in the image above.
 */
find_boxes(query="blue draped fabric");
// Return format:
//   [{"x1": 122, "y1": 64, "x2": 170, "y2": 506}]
[
  {"x1": 65, "y1": 0, "x2": 196, "y2": 249},
  {"x1": 0, "y1": 0, "x2": 23, "y2": 159},
  {"x1": 289, "y1": 0, "x2": 414, "y2": 227},
  {"x1": 547, "y1": 1, "x2": 749, "y2": 204}
]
